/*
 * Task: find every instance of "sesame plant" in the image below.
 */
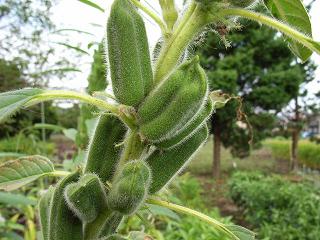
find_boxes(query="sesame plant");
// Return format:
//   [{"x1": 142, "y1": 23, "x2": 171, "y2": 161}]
[{"x1": 0, "y1": 0, "x2": 319, "y2": 239}]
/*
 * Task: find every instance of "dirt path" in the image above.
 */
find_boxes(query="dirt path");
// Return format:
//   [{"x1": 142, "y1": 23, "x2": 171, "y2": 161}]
[{"x1": 195, "y1": 174, "x2": 252, "y2": 228}]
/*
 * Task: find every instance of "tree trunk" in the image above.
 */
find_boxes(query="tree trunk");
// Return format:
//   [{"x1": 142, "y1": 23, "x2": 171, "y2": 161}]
[
  {"x1": 291, "y1": 97, "x2": 300, "y2": 171},
  {"x1": 213, "y1": 127, "x2": 221, "y2": 179},
  {"x1": 291, "y1": 130, "x2": 299, "y2": 171}
]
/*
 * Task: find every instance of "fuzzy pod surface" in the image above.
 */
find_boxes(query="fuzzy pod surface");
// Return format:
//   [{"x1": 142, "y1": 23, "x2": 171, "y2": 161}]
[
  {"x1": 38, "y1": 186, "x2": 54, "y2": 240},
  {"x1": 156, "y1": 98, "x2": 213, "y2": 149},
  {"x1": 107, "y1": 160, "x2": 151, "y2": 215},
  {"x1": 138, "y1": 57, "x2": 208, "y2": 142},
  {"x1": 107, "y1": 0, "x2": 153, "y2": 107},
  {"x1": 146, "y1": 125, "x2": 208, "y2": 193},
  {"x1": 48, "y1": 171, "x2": 82, "y2": 240},
  {"x1": 84, "y1": 114, "x2": 126, "y2": 183},
  {"x1": 64, "y1": 174, "x2": 107, "y2": 223}
]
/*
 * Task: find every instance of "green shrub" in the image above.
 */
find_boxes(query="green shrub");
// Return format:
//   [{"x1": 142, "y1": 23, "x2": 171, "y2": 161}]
[
  {"x1": 265, "y1": 139, "x2": 320, "y2": 169},
  {"x1": 228, "y1": 171, "x2": 320, "y2": 239},
  {"x1": 0, "y1": 135, "x2": 55, "y2": 162}
]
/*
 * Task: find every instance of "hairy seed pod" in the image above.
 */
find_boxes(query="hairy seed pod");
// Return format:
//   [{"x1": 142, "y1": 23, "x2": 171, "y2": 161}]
[
  {"x1": 48, "y1": 171, "x2": 82, "y2": 240},
  {"x1": 146, "y1": 125, "x2": 208, "y2": 193},
  {"x1": 138, "y1": 56, "x2": 208, "y2": 142},
  {"x1": 107, "y1": 0, "x2": 153, "y2": 107},
  {"x1": 159, "y1": 0, "x2": 178, "y2": 31},
  {"x1": 38, "y1": 186, "x2": 54, "y2": 240},
  {"x1": 64, "y1": 174, "x2": 107, "y2": 223},
  {"x1": 84, "y1": 114, "x2": 127, "y2": 183},
  {"x1": 107, "y1": 160, "x2": 151, "y2": 215},
  {"x1": 156, "y1": 98, "x2": 213, "y2": 149}
]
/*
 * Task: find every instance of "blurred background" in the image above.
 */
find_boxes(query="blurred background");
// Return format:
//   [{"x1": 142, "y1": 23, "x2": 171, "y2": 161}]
[{"x1": 0, "y1": 0, "x2": 319, "y2": 239}]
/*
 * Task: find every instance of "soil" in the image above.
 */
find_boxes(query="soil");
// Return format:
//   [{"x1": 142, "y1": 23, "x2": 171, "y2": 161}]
[{"x1": 195, "y1": 174, "x2": 252, "y2": 228}]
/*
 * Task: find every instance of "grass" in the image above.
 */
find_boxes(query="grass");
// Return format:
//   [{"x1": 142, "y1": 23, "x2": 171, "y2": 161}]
[
  {"x1": 264, "y1": 138, "x2": 320, "y2": 169},
  {"x1": 188, "y1": 137, "x2": 276, "y2": 176}
]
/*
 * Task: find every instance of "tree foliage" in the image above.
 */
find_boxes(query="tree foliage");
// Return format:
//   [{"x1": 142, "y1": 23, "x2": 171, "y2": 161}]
[{"x1": 199, "y1": 20, "x2": 315, "y2": 158}]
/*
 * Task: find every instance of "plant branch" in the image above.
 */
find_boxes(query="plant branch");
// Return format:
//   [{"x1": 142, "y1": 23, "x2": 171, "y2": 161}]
[
  {"x1": 220, "y1": 8, "x2": 320, "y2": 56},
  {"x1": 49, "y1": 171, "x2": 71, "y2": 177},
  {"x1": 154, "y1": 4, "x2": 216, "y2": 83},
  {"x1": 130, "y1": 0, "x2": 167, "y2": 35},
  {"x1": 146, "y1": 198, "x2": 239, "y2": 240},
  {"x1": 26, "y1": 90, "x2": 120, "y2": 115}
]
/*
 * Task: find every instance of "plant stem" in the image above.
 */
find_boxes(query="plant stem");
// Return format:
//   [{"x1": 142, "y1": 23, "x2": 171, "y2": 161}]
[
  {"x1": 220, "y1": 8, "x2": 320, "y2": 56},
  {"x1": 27, "y1": 90, "x2": 120, "y2": 114},
  {"x1": 83, "y1": 209, "x2": 112, "y2": 240},
  {"x1": 130, "y1": 0, "x2": 167, "y2": 35},
  {"x1": 154, "y1": 4, "x2": 215, "y2": 83},
  {"x1": 50, "y1": 171, "x2": 71, "y2": 177},
  {"x1": 118, "y1": 130, "x2": 145, "y2": 168},
  {"x1": 146, "y1": 198, "x2": 239, "y2": 240}
]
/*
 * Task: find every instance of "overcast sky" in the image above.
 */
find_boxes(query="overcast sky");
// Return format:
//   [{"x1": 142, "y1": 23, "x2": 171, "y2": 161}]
[{"x1": 49, "y1": 0, "x2": 320, "y2": 95}]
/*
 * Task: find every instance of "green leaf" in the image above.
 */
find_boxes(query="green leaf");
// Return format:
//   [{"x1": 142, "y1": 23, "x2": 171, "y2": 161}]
[
  {"x1": 78, "y1": 0, "x2": 105, "y2": 12},
  {"x1": 0, "y1": 155, "x2": 54, "y2": 191},
  {"x1": 0, "y1": 152, "x2": 27, "y2": 159},
  {"x1": 53, "y1": 42, "x2": 90, "y2": 55},
  {"x1": 226, "y1": 225, "x2": 256, "y2": 240},
  {"x1": 52, "y1": 28, "x2": 95, "y2": 36},
  {"x1": 263, "y1": 0, "x2": 313, "y2": 61},
  {"x1": 0, "y1": 192, "x2": 37, "y2": 206},
  {"x1": 63, "y1": 128, "x2": 78, "y2": 142},
  {"x1": 0, "y1": 88, "x2": 44, "y2": 123},
  {"x1": 33, "y1": 123, "x2": 65, "y2": 132}
]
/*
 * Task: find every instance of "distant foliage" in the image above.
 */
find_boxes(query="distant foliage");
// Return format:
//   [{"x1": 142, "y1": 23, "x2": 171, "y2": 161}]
[
  {"x1": 265, "y1": 139, "x2": 320, "y2": 169},
  {"x1": 229, "y1": 172, "x2": 320, "y2": 239}
]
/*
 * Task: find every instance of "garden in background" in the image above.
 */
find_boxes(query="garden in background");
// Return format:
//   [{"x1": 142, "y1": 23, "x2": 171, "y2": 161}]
[{"x1": 0, "y1": 0, "x2": 320, "y2": 239}]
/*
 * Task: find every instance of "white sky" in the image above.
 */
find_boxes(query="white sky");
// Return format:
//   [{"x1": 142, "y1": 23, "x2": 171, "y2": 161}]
[{"x1": 49, "y1": 0, "x2": 320, "y2": 95}]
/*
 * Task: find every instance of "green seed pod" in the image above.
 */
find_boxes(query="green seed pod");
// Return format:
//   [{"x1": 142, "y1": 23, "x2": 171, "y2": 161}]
[
  {"x1": 107, "y1": 0, "x2": 153, "y2": 107},
  {"x1": 159, "y1": 0, "x2": 178, "y2": 31},
  {"x1": 138, "y1": 57, "x2": 208, "y2": 142},
  {"x1": 107, "y1": 160, "x2": 151, "y2": 215},
  {"x1": 146, "y1": 125, "x2": 208, "y2": 194},
  {"x1": 48, "y1": 171, "x2": 82, "y2": 240},
  {"x1": 84, "y1": 114, "x2": 127, "y2": 183},
  {"x1": 156, "y1": 98, "x2": 213, "y2": 149},
  {"x1": 38, "y1": 186, "x2": 54, "y2": 240},
  {"x1": 64, "y1": 174, "x2": 107, "y2": 223}
]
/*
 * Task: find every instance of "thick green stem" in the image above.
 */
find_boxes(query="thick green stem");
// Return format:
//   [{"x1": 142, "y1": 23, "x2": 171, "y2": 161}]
[
  {"x1": 154, "y1": 5, "x2": 214, "y2": 83},
  {"x1": 220, "y1": 8, "x2": 320, "y2": 56},
  {"x1": 146, "y1": 198, "x2": 239, "y2": 240},
  {"x1": 118, "y1": 130, "x2": 145, "y2": 168}
]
